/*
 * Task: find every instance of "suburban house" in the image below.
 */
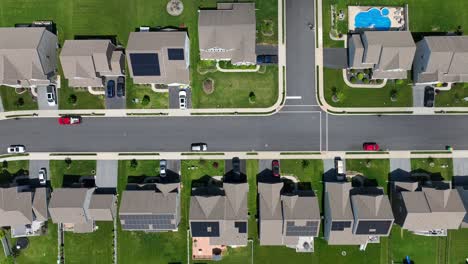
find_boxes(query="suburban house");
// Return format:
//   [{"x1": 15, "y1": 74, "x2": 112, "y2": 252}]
[
  {"x1": 324, "y1": 180, "x2": 394, "y2": 250},
  {"x1": 119, "y1": 182, "x2": 181, "y2": 232},
  {"x1": 0, "y1": 186, "x2": 48, "y2": 238},
  {"x1": 392, "y1": 180, "x2": 466, "y2": 235},
  {"x1": 348, "y1": 31, "x2": 416, "y2": 79},
  {"x1": 48, "y1": 188, "x2": 116, "y2": 233},
  {"x1": 258, "y1": 179, "x2": 320, "y2": 252},
  {"x1": 189, "y1": 178, "x2": 248, "y2": 260},
  {"x1": 0, "y1": 27, "x2": 58, "y2": 88},
  {"x1": 413, "y1": 36, "x2": 468, "y2": 84},
  {"x1": 60, "y1": 39, "x2": 124, "y2": 87},
  {"x1": 455, "y1": 185, "x2": 468, "y2": 228},
  {"x1": 126, "y1": 31, "x2": 190, "y2": 86},
  {"x1": 198, "y1": 3, "x2": 256, "y2": 65}
]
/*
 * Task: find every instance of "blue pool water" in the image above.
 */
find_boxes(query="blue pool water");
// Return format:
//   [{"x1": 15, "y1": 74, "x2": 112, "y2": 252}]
[{"x1": 355, "y1": 7, "x2": 391, "y2": 30}]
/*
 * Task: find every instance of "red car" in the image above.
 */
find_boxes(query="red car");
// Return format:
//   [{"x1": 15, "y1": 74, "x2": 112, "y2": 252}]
[
  {"x1": 58, "y1": 116, "x2": 82, "y2": 125},
  {"x1": 272, "y1": 160, "x2": 280, "y2": 177},
  {"x1": 363, "y1": 142, "x2": 380, "y2": 151}
]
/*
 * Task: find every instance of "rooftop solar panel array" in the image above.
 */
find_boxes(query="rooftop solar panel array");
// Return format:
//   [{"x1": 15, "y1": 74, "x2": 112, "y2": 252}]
[
  {"x1": 234, "y1": 221, "x2": 247, "y2": 233},
  {"x1": 331, "y1": 221, "x2": 352, "y2": 231},
  {"x1": 130, "y1": 53, "x2": 161, "y2": 76},
  {"x1": 120, "y1": 214, "x2": 176, "y2": 231},
  {"x1": 190, "y1": 222, "x2": 220, "y2": 237},
  {"x1": 167, "y1": 48, "x2": 185, "y2": 60},
  {"x1": 355, "y1": 220, "x2": 392, "y2": 235},
  {"x1": 285, "y1": 221, "x2": 319, "y2": 237}
]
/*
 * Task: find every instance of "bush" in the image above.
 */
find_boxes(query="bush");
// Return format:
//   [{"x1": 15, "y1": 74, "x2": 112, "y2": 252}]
[
  {"x1": 363, "y1": 69, "x2": 371, "y2": 75},
  {"x1": 357, "y1": 72, "x2": 365, "y2": 80},
  {"x1": 141, "y1": 95, "x2": 150, "y2": 106},
  {"x1": 362, "y1": 78, "x2": 370, "y2": 84},
  {"x1": 64, "y1": 158, "x2": 72, "y2": 168},
  {"x1": 435, "y1": 82, "x2": 443, "y2": 87},
  {"x1": 68, "y1": 94, "x2": 77, "y2": 104},
  {"x1": 349, "y1": 76, "x2": 357, "y2": 83},
  {"x1": 395, "y1": 79, "x2": 405, "y2": 85},
  {"x1": 249, "y1": 91, "x2": 256, "y2": 103},
  {"x1": 349, "y1": 69, "x2": 356, "y2": 74},
  {"x1": 130, "y1": 159, "x2": 138, "y2": 169},
  {"x1": 16, "y1": 97, "x2": 25, "y2": 107},
  {"x1": 212, "y1": 162, "x2": 219, "y2": 169}
]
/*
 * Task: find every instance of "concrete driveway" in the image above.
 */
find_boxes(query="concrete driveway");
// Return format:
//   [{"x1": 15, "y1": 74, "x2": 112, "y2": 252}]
[
  {"x1": 323, "y1": 157, "x2": 345, "y2": 181},
  {"x1": 169, "y1": 87, "x2": 191, "y2": 109},
  {"x1": 453, "y1": 158, "x2": 468, "y2": 185},
  {"x1": 390, "y1": 158, "x2": 411, "y2": 181},
  {"x1": 28, "y1": 160, "x2": 50, "y2": 180},
  {"x1": 164, "y1": 159, "x2": 181, "y2": 176},
  {"x1": 412, "y1": 85, "x2": 426, "y2": 108},
  {"x1": 37, "y1": 86, "x2": 58, "y2": 110},
  {"x1": 105, "y1": 78, "x2": 126, "y2": 109},
  {"x1": 256, "y1": 44, "x2": 278, "y2": 56},
  {"x1": 96, "y1": 160, "x2": 118, "y2": 188}
]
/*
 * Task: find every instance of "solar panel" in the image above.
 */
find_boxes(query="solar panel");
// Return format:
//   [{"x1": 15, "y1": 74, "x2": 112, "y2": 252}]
[
  {"x1": 130, "y1": 53, "x2": 160, "y2": 76},
  {"x1": 355, "y1": 220, "x2": 392, "y2": 235},
  {"x1": 234, "y1": 222, "x2": 247, "y2": 233},
  {"x1": 191, "y1": 222, "x2": 220, "y2": 237},
  {"x1": 167, "y1": 48, "x2": 185, "y2": 60},
  {"x1": 331, "y1": 221, "x2": 352, "y2": 231},
  {"x1": 120, "y1": 214, "x2": 176, "y2": 231},
  {"x1": 285, "y1": 221, "x2": 319, "y2": 237}
]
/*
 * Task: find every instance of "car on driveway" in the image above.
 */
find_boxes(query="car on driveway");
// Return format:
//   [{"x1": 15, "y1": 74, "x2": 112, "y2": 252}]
[
  {"x1": 424, "y1": 87, "x2": 435, "y2": 107},
  {"x1": 179, "y1": 90, "x2": 187, "y2": 109},
  {"x1": 272, "y1": 160, "x2": 280, "y2": 177},
  {"x1": 160, "y1": 159, "x2": 167, "y2": 177},
  {"x1": 191, "y1": 143, "x2": 207, "y2": 152},
  {"x1": 232, "y1": 157, "x2": 241, "y2": 176},
  {"x1": 257, "y1": 55, "x2": 278, "y2": 64},
  {"x1": 58, "y1": 116, "x2": 82, "y2": 125},
  {"x1": 7, "y1": 145, "x2": 26, "y2": 153},
  {"x1": 117, "y1": 77, "x2": 125, "y2": 97},
  {"x1": 38, "y1": 168, "x2": 47, "y2": 185},
  {"x1": 106, "y1": 80, "x2": 115, "y2": 98},
  {"x1": 46, "y1": 85, "x2": 57, "y2": 106},
  {"x1": 363, "y1": 142, "x2": 380, "y2": 151}
]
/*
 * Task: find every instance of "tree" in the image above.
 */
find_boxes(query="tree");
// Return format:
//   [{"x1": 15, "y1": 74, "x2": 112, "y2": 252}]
[
  {"x1": 16, "y1": 97, "x2": 25, "y2": 107},
  {"x1": 249, "y1": 91, "x2": 256, "y2": 103},
  {"x1": 362, "y1": 78, "x2": 370, "y2": 84},
  {"x1": 390, "y1": 89, "x2": 398, "y2": 102},
  {"x1": 68, "y1": 94, "x2": 77, "y2": 105},
  {"x1": 2, "y1": 160, "x2": 8, "y2": 170},
  {"x1": 301, "y1": 159, "x2": 310, "y2": 169},
  {"x1": 349, "y1": 76, "x2": 357, "y2": 84},
  {"x1": 130, "y1": 159, "x2": 138, "y2": 169},
  {"x1": 357, "y1": 72, "x2": 365, "y2": 80},
  {"x1": 141, "y1": 95, "x2": 150, "y2": 106},
  {"x1": 64, "y1": 158, "x2": 72, "y2": 169}
]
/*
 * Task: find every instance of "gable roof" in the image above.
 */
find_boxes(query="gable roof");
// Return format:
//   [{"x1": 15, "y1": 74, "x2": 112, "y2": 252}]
[
  {"x1": 325, "y1": 182, "x2": 354, "y2": 221},
  {"x1": 198, "y1": 3, "x2": 256, "y2": 64},
  {"x1": 0, "y1": 187, "x2": 33, "y2": 227},
  {"x1": 282, "y1": 193, "x2": 320, "y2": 220},
  {"x1": 0, "y1": 27, "x2": 57, "y2": 86},
  {"x1": 119, "y1": 183, "x2": 179, "y2": 215},
  {"x1": 32, "y1": 187, "x2": 48, "y2": 221},
  {"x1": 351, "y1": 193, "x2": 394, "y2": 220}
]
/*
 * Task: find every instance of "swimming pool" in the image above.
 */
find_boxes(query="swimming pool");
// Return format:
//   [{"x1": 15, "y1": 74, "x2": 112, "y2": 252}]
[{"x1": 354, "y1": 7, "x2": 391, "y2": 30}]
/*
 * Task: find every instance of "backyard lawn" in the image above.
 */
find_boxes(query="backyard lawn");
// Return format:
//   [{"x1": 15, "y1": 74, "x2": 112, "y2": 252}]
[
  {"x1": 346, "y1": 158, "x2": 390, "y2": 192},
  {"x1": 0, "y1": 86, "x2": 38, "y2": 111},
  {"x1": 13, "y1": 222, "x2": 58, "y2": 264},
  {"x1": 0, "y1": 160, "x2": 29, "y2": 185},
  {"x1": 323, "y1": 68, "x2": 413, "y2": 108},
  {"x1": 448, "y1": 228, "x2": 468, "y2": 264},
  {"x1": 49, "y1": 160, "x2": 97, "y2": 188},
  {"x1": 64, "y1": 221, "x2": 114, "y2": 264},
  {"x1": 410, "y1": 158, "x2": 453, "y2": 181},
  {"x1": 435, "y1": 83, "x2": 468, "y2": 107},
  {"x1": 125, "y1": 84, "x2": 169, "y2": 109}
]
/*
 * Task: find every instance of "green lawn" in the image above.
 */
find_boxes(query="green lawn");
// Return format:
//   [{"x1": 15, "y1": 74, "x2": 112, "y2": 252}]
[
  {"x1": 435, "y1": 83, "x2": 468, "y2": 107},
  {"x1": 49, "y1": 160, "x2": 97, "y2": 188},
  {"x1": 192, "y1": 66, "x2": 278, "y2": 108},
  {"x1": 323, "y1": 68, "x2": 413, "y2": 108},
  {"x1": 0, "y1": 86, "x2": 38, "y2": 111},
  {"x1": 13, "y1": 221, "x2": 58, "y2": 264},
  {"x1": 125, "y1": 84, "x2": 169, "y2": 109},
  {"x1": 58, "y1": 84, "x2": 105, "y2": 110},
  {"x1": 410, "y1": 158, "x2": 453, "y2": 181},
  {"x1": 346, "y1": 159, "x2": 390, "y2": 192},
  {"x1": 448, "y1": 228, "x2": 468, "y2": 264},
  {"x1": 0, "y1": 160, "x2": 29, "y2": 185},
  {"x1": 64, "y1": 221, "x2": 113, "y2": 264},
  {"x1": 117, "y1": 159, "x2": 187, "y2": 264}
]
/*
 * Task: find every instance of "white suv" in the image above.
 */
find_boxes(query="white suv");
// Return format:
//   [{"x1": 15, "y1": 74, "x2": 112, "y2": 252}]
[
  {"x1": 179, "y1": 90, "x2": 187, "y2": 110},
  {"x1": 7, "y1": 145, "x2": 26, "y2": 154},
  {"x1": 38, "y1": 168, "x2": 47, "y2": 185}
]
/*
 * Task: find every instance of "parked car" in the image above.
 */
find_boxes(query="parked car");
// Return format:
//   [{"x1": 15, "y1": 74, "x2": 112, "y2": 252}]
[
  {"x1": 117, "y1": 77, "x2": 125, "y2": 97},
  {"x1": 191, "y1": 143, "x2": 207, "y2": 152},
  {"x1": 46, "y1": 85, "x2": 56, "y2": 106},
  {"x1": 160, "y1": 159, "x2": 167, "y2": 177},
  {"x1": 58, "y1": 116, "x2": 82, "y2": 125},
  {"x1": 7, "y1": 145, "x2": 26, "y2": 153},
  {"x1": 363, "y1": 142, "x2": 380, "y2": 151},
  {"x1": 272, "y1": 160, "x2": 280, "y2": 177},
  {"x1": 424, "y1": 87, "x2": 435, "y2": 107},
  {"x1": 106, "y1": 80, "x2": 115, "y2": 98},
  {"x1": 179, "y1": 90, "x2": 187, "y2": 109},
  {"x1": 232, "y1": 157, "x2": 241, "y2": 176},
  {"x1": 334, "y1": 157, "x2": 344, "y2": 175},
  {"x1": 38, "y1": 168, "x2": 47, "y2": 185},
  {"x1": 257, "y1": 55, "x2": 278, "y2": 64}
]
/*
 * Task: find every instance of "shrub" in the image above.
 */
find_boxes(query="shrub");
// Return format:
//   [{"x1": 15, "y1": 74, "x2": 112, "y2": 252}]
[
  {"x1": 141, "y1": 95, "x2": 150, "y2": 106},
  {"x1": 362, "y1": 78, "x2": 370, "y2": 84},
  {"x1": 357, "y1": 72, "x2": 365, "y2": 80},
  {"x1": 249, "y1": 91, "x2": 256, "y2": 103},
  {"x1": 212, "y1": 162, "x2": 219, "y2": 169},
  {"x1": 349, "y1": 76, "x2": 357, "y2": 84},
  {"x1": 16, "y1": 97, "x2": 25, "y2": 107},
  {"x1": 349, "y1": 69, "x2": 356, "y2": 74},
  {"x1": 376, "y1": 79, "x2": 384, "y2": 84},
  {"x1": 64, "y1": 158, "x2": 72, "y2": 168},
  {"x1": 363, "y1": 69, "x2": 371, "y2": 75},
  {"x1": 130, "y1": 159, "x2": 138, "y2": 169},
  {"x1": 435, "y1": 82, "x2": 443, "y2": 87},
  {"x1": 68, "y1": 94, "x2": 77, "y2": 104},
  {"x1": 395, "y1": 79, "x2": 404, "y2": 85}
]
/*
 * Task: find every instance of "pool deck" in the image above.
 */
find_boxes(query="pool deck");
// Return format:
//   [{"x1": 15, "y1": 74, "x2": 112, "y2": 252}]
[{"x1": 348, "y1": 6, "x2": 406, "y2": 31}]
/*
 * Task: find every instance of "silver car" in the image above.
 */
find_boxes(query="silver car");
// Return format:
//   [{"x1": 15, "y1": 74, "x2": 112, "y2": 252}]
[
  {"x1": 179, "y1": 90, "x2": 187, "y2": 110},
  {"x1": 160, "y1": 159, "x2": 167, "y2": 177},
  {"x1": 46, "y1": 85, "x2": 57, "y2": 106}
]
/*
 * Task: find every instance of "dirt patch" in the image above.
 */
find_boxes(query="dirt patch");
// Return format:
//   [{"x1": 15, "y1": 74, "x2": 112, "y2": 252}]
[{"x1": 203, "y1": 78, "x2": 214, "y2": 95}]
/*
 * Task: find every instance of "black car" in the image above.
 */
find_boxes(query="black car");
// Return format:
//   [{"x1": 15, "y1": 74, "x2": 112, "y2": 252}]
[
  {"x1": 256, "y1": 55, "x2": 278, "y2": 65},
  {"x1": 117, "y1": 77, "x2": 125, "y2": 97},
  {"x1": 232, "y1": 157, "x2": 241, "y2": 176},
  {"x1": 424, "y1": 86, "x2": 435, "y2": 107},
  {"x1": 106, "y1": 80, "x2": 115, "y2": 98}
]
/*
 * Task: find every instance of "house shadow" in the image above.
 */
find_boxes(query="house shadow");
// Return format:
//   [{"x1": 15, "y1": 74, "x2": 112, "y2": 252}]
[
  {"x1": 389, "y1": 168, "x2": 411, "y2": 182},
  {"x1": 125, "y1": 174, "x2": 180, "y2": 191},
  {"x1": 453, "y1": 175, "x2": 468, "y2": 186},
  {"x1": 74, "y1": 35, "x2": 118, "y2": 45},
  {"x1": 62, "y1": 175, "x2": 95, "y2": 188},
  {"x1": 191, "y1": 175, "x2": 224, "y2": 196},
  {"x1": 323, "y1": 168, "x2": 338, "y2": 182},
  {"x1": 410, "y1": 168, "x2": 444, "y2": 182},
  {"x1": 223, "y1": 170, "x2": 247, "y2": 183}
]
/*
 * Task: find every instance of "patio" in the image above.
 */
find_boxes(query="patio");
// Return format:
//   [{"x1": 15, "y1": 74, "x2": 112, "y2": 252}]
[{"x1": 192, "y1": 237, "x2": 226, "y2": 260}]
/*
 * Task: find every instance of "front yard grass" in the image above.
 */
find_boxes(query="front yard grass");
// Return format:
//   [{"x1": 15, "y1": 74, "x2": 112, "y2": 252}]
[
  {"x1": 410, "y1": 158, "x2": 453, "y2": 181},
  {"x1": 0, "y1": 160, "x2": 29, "y2": 185},
  {"x1": 117, "y1": 160, "x2": 188, "y2": 264},
  {"x1": 125, "y1": 84, "x2": 169, "y2": 109},
  {"x1": 192, "y1": 66, "x2": 278, "y2": 108},
  {"x1": 0, "y1": 86, "x2": 38, "y2": 111},
  {"x1": 435, "y1": 83, "x2": 468, "y2": 107},
  {"x1": 58, "y1": 84, "x2": 105, "y2": 110},
  {"x1": 64, "y1": 221, "x2": 113, "y2": 264},
  {"x1": 323, "y1": 68, "x2": 413, "y2": 107},
  {"x1": 49, "y1": 160, "x2": 97, "y2": 188},
  {"x1": 346, "y1": 159, "x2": 390, "y2": 192},
  {"x1": 13, "y1": 221, "x2": 58, "y2": 264}
]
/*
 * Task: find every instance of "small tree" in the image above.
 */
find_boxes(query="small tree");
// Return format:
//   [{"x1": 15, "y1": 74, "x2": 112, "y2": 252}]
[
  {"x1": 2, "y1": 160, "x2": 8, "y2": 170},
  {"x1": 16, "y1": 97, "x2": 25, "y2": 107},
  {"x1": 130, "y1": 159, "x2": 138, "y2": 169},
  {"x1": 68, "y1": 94, "x2": 77, "y2": 105},
  {"x1": 362, "y1": 78, "x2": 370, "y2": 84},
  {"x1": 141, "y1": 95, "x2": 150, "y2": 106},
  {"x1": 349, "y1": 76, "x2": 357, "y2": 84},
  {"x1": 249, "y1": 91, "x2": 256, "y2": 103},
  {"x1": 64, "y1": 158, "x2": 72, "y2": 169},
  {"x1": 357, "y1": 72, "x2": 365, "y2": 80},
  {"x1": 301, "y1": 159, "x2": 310, "y2": 169},
  {"x1": 363, "y1": 69, "x2": 371, "y2": 75},
  {"x1": 390, "y1": 89, "x2": 398, "y2": 102}
]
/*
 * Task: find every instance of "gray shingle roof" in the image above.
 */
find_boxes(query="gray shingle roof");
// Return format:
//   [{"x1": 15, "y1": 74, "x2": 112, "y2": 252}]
[{"x1": 0, "y1": 187, "x2": 33, "y2": 227}]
